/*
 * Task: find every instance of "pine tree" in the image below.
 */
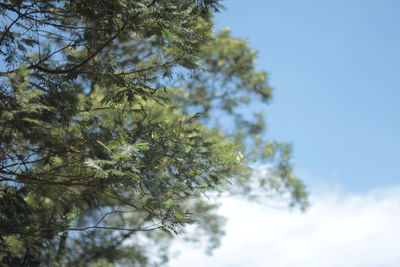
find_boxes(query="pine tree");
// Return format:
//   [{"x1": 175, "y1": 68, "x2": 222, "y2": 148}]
[{"x1": 0, "y1": 0, "x2": 307, "y2": 265}]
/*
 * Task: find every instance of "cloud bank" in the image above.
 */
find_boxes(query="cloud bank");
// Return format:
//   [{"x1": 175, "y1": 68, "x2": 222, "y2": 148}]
[{"x1": 171, "y1": 186, "x2": 400, "y2": 267}]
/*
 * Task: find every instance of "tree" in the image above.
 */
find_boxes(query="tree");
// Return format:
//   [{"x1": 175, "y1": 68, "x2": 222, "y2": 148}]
[{"x1": 0, "y1": 0, "x2": 308, "y2": 266}]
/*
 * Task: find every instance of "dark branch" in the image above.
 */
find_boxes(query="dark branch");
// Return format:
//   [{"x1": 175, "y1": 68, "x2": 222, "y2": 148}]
[{"x1": 0, "y1": 14, "x2": 20, "y2": 47}]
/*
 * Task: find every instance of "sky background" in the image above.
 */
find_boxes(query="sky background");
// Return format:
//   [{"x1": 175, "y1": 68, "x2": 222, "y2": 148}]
[
  {"x1": 172, "y1": 0, "x2": 400, "y2": 266},
  {"x1": 214, "y1": 0, "x2": 400, "y2": 192}
]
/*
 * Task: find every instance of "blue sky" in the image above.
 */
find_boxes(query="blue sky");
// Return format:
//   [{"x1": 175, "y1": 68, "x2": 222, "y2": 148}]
[
  {"x1": 172, "y1": 1, "x2": 400, "y2": 265},
  {"x1": 215, "y1": 0, "x2": 400, "y2": 192}
]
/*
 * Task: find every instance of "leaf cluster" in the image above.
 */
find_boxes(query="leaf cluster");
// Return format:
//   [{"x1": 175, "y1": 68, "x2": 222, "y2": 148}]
[{"x1": 0, "y1": 0, "x2": 307, "y2": 265}]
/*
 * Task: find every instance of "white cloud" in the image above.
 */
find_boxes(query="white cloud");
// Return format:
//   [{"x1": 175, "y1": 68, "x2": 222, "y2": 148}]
[{"x1": 170, "y1": 185, "x2": 400, "y2": 267}]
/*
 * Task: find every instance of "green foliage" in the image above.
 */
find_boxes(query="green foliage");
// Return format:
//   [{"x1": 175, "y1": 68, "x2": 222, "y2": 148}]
[{"x1": 0, "y1": 0, "x2": 307, "y2": 266}]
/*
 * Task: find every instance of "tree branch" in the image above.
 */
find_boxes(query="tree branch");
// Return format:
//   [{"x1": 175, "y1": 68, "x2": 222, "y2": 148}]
[
  {"x1": 68, "y1": 224, "x2": 163, "y2": 232},
  {"x1": 0, "y1": 0, "x2": 159, "y2": 76},
  {"x1": 0, "y1": 14, "x2": 20, "y2": 47}
]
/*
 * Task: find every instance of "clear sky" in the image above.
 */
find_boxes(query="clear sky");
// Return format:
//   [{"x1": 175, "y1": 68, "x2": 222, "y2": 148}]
[
  {"x1": 215, "y1": 0, "x2": 400, "y2": 192},
  {"x1": 172, "y1": 1, "x2": 400, "y2": 266}
]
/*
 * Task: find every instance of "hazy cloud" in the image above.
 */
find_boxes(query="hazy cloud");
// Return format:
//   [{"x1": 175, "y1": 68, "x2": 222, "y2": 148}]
[{"x1": 171, "y1": 186, "x2": 400, "y2": 267}]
